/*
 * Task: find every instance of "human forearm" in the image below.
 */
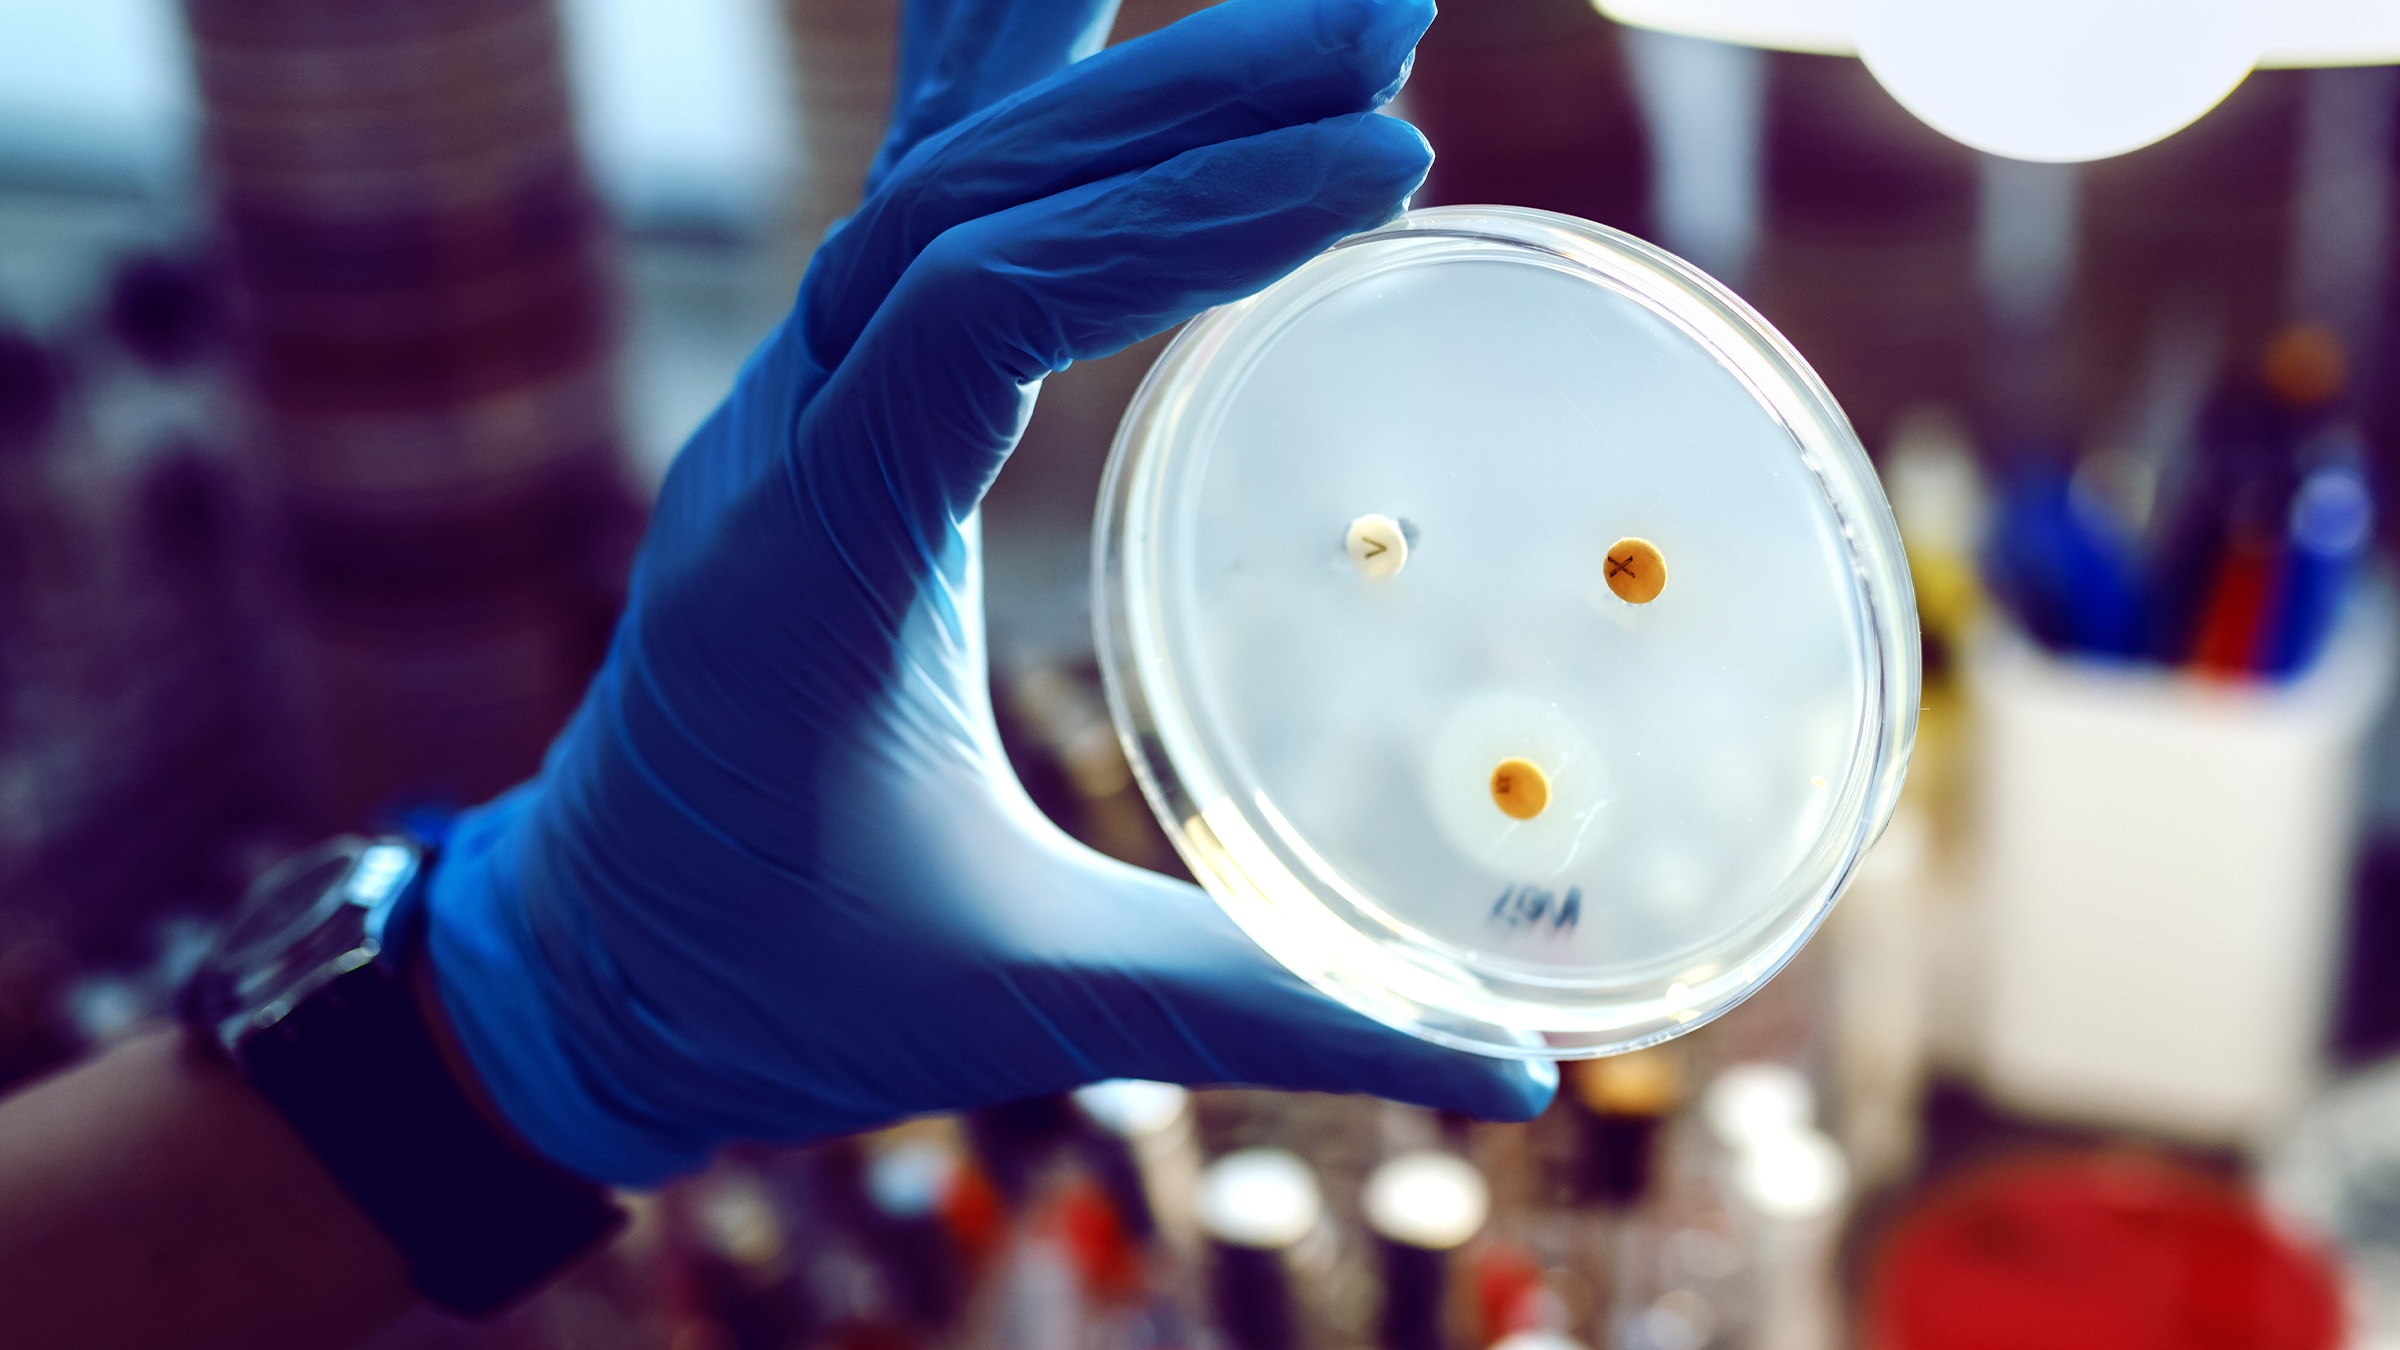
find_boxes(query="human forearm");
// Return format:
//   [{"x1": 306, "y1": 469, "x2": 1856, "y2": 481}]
[{"x1": 0, "y1": 1029, "x2": 414, "y2": 1350}]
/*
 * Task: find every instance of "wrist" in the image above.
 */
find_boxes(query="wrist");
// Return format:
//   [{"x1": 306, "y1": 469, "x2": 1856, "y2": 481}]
[
  {"x1": 408, "y1": 944, "x2": 538, "y2": 1158},
  {"x1": 184, "y1": 831, "x2": 626, "y2": 1315},
  {"x1": 421, "y1": 778, "x2": 722, "y2": 1187},
  {"x1": 418, "y1": 789, "x2": 616, "y2": 1178}
]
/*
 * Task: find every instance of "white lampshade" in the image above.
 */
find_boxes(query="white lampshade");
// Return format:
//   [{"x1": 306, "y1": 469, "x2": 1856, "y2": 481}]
[
  {"x1": 1599, "y1": 0, "x2": 1848, "y2": 54},
  {"x1": 2262, "y1": 0, "x2": 2400, "y2": 68},
  {"x1": 1854, "y1": 0, "x2": 2264, "y2": 163},
  {"x1": 1595, "y1": 0, "x2": 2400, "y2": 161}
]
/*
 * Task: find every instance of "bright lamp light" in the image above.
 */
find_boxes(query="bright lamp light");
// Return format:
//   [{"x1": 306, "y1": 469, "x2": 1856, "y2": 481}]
[
  {"x1": 1596, "y1": 0, "x2": 2400, "y2": 162},
  {"x1": 1854, "y1": 0, "x2": 2263, "y2": 163},
  {"x1": 1601, "y1": 0, "x2": 1848, "y2": 55}
]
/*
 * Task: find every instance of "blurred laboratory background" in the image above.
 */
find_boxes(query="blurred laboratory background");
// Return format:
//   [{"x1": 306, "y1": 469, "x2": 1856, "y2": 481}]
[{"x1": 4, "y1": 0, "x2": 2400, "y2": 1347}]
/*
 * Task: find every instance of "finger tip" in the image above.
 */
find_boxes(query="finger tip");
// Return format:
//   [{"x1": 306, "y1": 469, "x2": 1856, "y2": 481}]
[
  {"x1": 1341, "y1": 112, "x2": 1435, "y2": 201},
  {"x1": 1483, "y1": 1057, "x2": 1559, "y2": 1122},
  {"x1": 1333, "y1": 0, "x2": 1437, "y2": 109},
  {"x1": 1361, "y1": 0, "x2": 1439, "y2": 51},
  {"x1": 1399, "y1": 1043, "x2": 1555, "y2": 1122}
]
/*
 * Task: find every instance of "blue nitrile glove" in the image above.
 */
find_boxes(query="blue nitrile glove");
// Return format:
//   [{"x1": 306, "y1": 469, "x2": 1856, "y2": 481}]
[{"x1": 424, "y1": 0, "x2": 1555, "y2": 1187}]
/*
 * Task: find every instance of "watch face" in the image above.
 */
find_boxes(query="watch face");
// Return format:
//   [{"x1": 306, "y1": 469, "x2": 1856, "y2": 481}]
[
  {"x1": 216, "y1": 845, "x2": 362, "y2": 970},
  {"x1": 191, "y1": 838, "x2": 420, "y2": 1042}
]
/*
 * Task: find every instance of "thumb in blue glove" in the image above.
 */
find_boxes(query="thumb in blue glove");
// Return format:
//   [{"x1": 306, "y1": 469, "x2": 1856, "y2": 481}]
[{"x1": 425, "y1": 0, "x2": 1554, "y2": 1187}]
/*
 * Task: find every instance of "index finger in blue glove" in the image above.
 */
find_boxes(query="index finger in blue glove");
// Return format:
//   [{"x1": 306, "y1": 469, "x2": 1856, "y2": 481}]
[
  {"x1": 804, "y1": 0, "x2": 1434, "y2": 374},
  {"x1": 797, "y1": 111, "x2": 1433, "y2": 576},
  {"x1": 617, "y1": 112, "x2": 1434, "y2": 851},
  {"x1": 867, "y1": 0, "x2": 1124, "y2": 194}
]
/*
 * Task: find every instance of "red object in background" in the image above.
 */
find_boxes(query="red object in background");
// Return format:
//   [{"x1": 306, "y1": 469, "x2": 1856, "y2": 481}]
[
  {"x1": 939, "y1": 1160, "x2": 1006, "y2": 1273},
  {"x1": 1473, "y1": 1242, "x2": 1552, "y2": 1344},
  {"x1": 2188, "y1": 534, "x2": 2285, "y2": 678},
  {"x1": 1046, "y1": 1177, "x2": 1146, "y2": 1305},
  {"x1": 1869, "y1": 1154, "x2": 2343, "y2": 1350}
]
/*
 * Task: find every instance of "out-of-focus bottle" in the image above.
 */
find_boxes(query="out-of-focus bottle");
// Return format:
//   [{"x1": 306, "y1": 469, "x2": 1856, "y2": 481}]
[
  {"x1": 1075, "y1": 1078, "x2": 1204, "y2": 1261},
  {"x1": 1569, "y1": 1051, "x2": 1685, "y2": 1212},
  {"x1": 667, "y1": 1161, "x2": 812, "y2": 1350},
  {"x1": 1492, "y1": 1334, "x2": 1595, "y2": 1350},
  {"x1": 1560, "y1": 1050, "x2": 1693, "y2": 1350},
  {"x1": 962, "y1": 1091, "x2": 1151, "y2": 1350},
  {"x1": 968, "y1": 1093, "x2": 1085, "y2": 1212},
  {"x1": 1700, "y1": 1066, "x2": 1849, "y2": 1350},
  {"x1": 1199, "y1": 1147, "x2": 1324, "y2": 1350},
  {"x1": 1366, "y1": 1150, "x2": 1492, "y2": 1350},
  {"x1": 1884, "y1": 406, "x2": 1987, "y2": 689},
  {"x1": 1824, "y1": 803, "x2": 1937, "y2": 1194},
  {"x1": 860, "y1": 1127, "x2": 979, "y2": 1332},
  {"x1": 1828, "y1": 408, "x2": 1981, "y2": 1195}
]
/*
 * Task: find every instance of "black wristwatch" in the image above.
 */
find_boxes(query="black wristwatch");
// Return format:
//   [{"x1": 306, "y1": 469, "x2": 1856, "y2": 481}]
[{"x1": 180, "y1": 836, "x2": 624, "y2": 1315}]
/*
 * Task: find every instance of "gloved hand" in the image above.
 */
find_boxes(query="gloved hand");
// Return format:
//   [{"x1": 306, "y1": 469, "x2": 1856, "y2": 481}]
[{"x1": 425, "y1": 0, "x2": 1555, "y2": 1187}]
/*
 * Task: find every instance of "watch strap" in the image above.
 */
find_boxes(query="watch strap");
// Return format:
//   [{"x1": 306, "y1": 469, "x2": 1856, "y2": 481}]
[{"x1": 235, "y1": 864, "x2": 625, "y2": 1316}]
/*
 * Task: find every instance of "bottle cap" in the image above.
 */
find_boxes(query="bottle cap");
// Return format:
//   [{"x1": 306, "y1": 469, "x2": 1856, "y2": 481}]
[
  {"x1": 1572, "y1": 1046, "x2": 1685, "y2": 1117},
  {"x1": 1072, "y1": 1079, "x2": 1191, "y2": 1138},
  {"x1": 1363, "y1": 1150, "x2": 1491, "y2": 1252},
  {"x1": 1199, "y1": 1148, "x2": 1321, "y2": 1251},
  {"x1": 1703, "y1": 1062, "x2": 1816, "y2": 1151}
]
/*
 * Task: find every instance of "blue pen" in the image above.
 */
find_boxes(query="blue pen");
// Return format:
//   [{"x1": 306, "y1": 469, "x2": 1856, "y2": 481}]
[
  {"x1": 2142, "y1": 376, "x2": 2306, "y2": 666},
  {"x1": 1985, "y1": 462, "x2": 2147, "y2": 658},
  {"x1": 2262, "y1": 461, "x2": 2373, "y2": 679}
]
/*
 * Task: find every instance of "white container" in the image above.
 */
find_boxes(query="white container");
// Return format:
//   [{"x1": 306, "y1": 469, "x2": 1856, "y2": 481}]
[{"x1": 1969, "y1": 587, "x2": 2396, "y2": 1146}]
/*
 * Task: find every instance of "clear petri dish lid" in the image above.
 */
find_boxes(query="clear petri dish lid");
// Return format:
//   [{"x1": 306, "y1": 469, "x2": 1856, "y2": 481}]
[{"x1": 1093, "y1": 205, "x2": 1918, "y2": 1060}]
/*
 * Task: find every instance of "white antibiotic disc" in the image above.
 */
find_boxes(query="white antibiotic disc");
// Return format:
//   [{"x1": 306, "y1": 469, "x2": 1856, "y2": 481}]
[{"x1": 1093, "y1": 206, "x2": 1918, "y2": 1059}]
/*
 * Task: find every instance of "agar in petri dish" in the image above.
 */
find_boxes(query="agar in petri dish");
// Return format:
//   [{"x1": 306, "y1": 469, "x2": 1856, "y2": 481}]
[{"x1": 1093, "y1": 206, "x2": 1917, "y2": 1059}]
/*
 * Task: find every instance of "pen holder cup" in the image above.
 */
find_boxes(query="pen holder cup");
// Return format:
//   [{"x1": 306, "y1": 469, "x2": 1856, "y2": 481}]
[{"x1": 1966, "y1": 584, "x2": 2396, "y2": 1147}]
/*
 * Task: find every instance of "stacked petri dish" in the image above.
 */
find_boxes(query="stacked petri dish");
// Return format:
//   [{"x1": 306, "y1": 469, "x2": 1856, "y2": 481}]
[
  {"x1": 1096, "y1": 206, "x2": 1918, "y2": 1059},
  {"x1": 781, "y1": 0, "x2": 896, "y2": 249},
  {"x1": 184, "y1": 0, "x2": 639, "y2": 821}
]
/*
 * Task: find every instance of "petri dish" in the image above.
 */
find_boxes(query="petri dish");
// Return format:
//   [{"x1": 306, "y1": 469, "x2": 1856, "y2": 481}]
[{"x1": 1093, "y1": 205, "x2": 1917, "y2": 1059}]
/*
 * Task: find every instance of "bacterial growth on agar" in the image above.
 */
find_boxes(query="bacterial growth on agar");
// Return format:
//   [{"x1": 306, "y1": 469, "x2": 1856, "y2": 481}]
[{"x1": 1344, "y1": 510, "x2": 1675, "y2": 928}]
